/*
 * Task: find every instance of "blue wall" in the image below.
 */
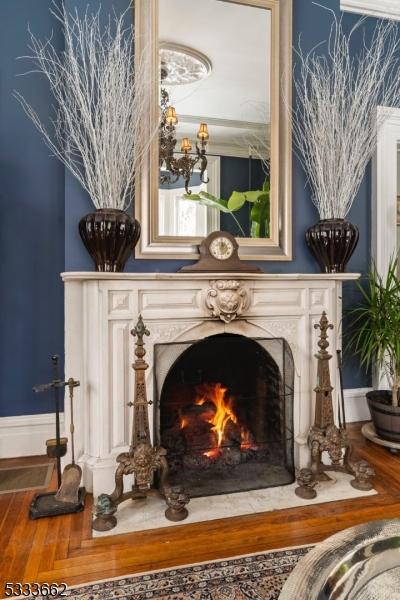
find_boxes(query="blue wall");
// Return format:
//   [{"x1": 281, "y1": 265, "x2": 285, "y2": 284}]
[
  {"x1": 1, "y1": 0, "x2": 389, "y2": 417},
  {"x1": 0, "y1": 0, "x2": 65, "y2": 417},
  {"x1": 64, "y1": 0, "x2": 372, "y2": 278}
]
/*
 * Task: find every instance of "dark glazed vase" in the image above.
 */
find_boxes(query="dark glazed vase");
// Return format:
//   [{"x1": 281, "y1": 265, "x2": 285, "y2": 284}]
[
  {"x1": 305, "y1": 218, "x2": 359, "y2": 274},
  {"x1": 79, "y1": 208, "x2": 141, "y2": 272}
]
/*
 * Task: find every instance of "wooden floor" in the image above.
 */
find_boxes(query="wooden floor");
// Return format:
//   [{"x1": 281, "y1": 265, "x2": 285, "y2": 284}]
[{"x1": 1, "y1": 423, "x2": 400, "y2": 594}]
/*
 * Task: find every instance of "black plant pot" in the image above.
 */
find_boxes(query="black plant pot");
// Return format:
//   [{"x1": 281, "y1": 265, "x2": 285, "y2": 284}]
[
  {"x1": 305, "y1": 218, "x2": 359, "y2": 274},
  {"x1": 366, "y1": 390, "x2": 400, "y2": 443},
  {"x1": 79, "y1": 208, "x2": 141, "y2": 272}
]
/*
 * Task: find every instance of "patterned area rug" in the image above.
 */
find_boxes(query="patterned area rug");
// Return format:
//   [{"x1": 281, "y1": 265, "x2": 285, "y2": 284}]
[{"x1": 64, "y1": 546, "x2": 312, "y2": 599}]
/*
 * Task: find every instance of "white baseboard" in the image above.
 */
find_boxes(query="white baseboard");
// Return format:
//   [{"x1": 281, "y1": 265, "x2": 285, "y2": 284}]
[
  {"x1": 343, "y1": 388, "x2": 372, "y2": 423},
  {"x1": 0, "y1": 390, "x2": 371, "y2": 459},
  {"x1": 0, "y1": 413, "x2": 65, "y2": 459}
]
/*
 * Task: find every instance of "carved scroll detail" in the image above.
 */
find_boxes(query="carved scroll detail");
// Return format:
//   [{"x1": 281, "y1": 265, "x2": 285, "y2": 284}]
[{"x1": 206, "y1": 280, "x2": 250, "y2": 323}]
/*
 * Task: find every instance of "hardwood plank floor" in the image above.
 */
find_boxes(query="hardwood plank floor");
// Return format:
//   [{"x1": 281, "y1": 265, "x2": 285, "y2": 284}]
[{"x1": 1, "y1": 423, "x2": 400, "y2": 594}]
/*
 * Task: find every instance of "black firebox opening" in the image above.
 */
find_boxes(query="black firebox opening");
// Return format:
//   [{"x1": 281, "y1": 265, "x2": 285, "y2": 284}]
[{"x1": 154, "y1": 333, "x2": 294, "y2": 497}]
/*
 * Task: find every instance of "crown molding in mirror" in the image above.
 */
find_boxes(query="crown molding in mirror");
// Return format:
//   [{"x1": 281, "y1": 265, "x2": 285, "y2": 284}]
[
  {"x1": 341, "y1": 0, "x2": 400, "y2": 20},
  {"x1": 134, "y1": 0, "x2": 293, "y2": 262}
]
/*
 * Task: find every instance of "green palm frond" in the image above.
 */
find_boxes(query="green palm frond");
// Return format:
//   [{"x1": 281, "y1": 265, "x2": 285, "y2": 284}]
[{"x1": 346, "y1": 257, "x2": 400, "y2": 389}]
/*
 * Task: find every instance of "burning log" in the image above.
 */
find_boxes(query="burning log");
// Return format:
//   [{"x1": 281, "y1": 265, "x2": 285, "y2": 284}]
[
  {"x1": 179, "y1": 408, "x2": 216, "y2": 450},
  {"x1": 163, "y1": 381, "x2": 262, "y2": 473},
  {"x1": 184, "y1": 426, "x2": 216, "y2": 451},
  {"x1": 180, "y1": 402, "x2": 216, "y2": 425},
  {"x1": 217, "y1": 446, "x2": 241, "y2": 466},
  {"x1": 161, "y1": 427, "x2": 186, "y2": 456},
  {"x1": 223, "y1": 420, "x2": 241, "y2": 446},
  {"x1": 183, "y1": 453, "x2": 213, "y2": 470}
]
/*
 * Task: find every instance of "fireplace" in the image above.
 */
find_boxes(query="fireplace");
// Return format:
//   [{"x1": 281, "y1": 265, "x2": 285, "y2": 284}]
[
  {"x1": 63, "y1": 272, "x2": 351, "y2": 497},
  {"x1": 154, "y1": 333, "x2": 295, "y2": 497}
]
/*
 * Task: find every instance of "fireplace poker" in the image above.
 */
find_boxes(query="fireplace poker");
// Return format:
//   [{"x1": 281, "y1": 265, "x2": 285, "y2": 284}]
[
  {"x1": 337, "y1": 349, "x2": 347, "y2": 430},
  {"x1": 29, "y1": 356, "x2": 85, "y2": 519},
  {"x1": 32, "y1": 355, "x2": 65, "y2": 487}
]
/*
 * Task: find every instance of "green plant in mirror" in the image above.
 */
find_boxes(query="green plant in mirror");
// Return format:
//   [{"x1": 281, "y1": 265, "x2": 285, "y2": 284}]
[
  {"x1": 183, "y1": 179, "x2": 270, "y2": 238},
  {"x1": 347, "y1": 258, "x2": 400, "y2": 407}
]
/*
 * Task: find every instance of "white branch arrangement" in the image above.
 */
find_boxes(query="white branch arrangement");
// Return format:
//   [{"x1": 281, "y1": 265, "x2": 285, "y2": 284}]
[
  {"x1": 292, "y1": 8, "x2": 400, "y2": 220},
  {"x1": 15, "y1": 2, "x2": 153, "y2": 211}
]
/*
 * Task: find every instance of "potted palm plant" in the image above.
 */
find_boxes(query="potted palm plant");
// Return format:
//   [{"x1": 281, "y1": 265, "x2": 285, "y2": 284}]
[
  {"x1": 292, "y1": 13, "x2": 400, "y2": 273},
  {"x1": 15, "y1": 5, "x2": 153, "y2": 272},
  {"x1": 347, "y1": 259, "x2": 400, "y2": 442}
]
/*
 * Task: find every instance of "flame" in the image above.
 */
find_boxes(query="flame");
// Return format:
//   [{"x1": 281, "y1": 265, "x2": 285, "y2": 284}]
[
  {"x1": 178, "y1": 382, "x2": 256, "y2": 459},
  {"x1": 180, "y1": 414, "x2": 188, "y2": 429},
  {"x1": 195, "y1": 383, "x2": 237, "y2": 449}
]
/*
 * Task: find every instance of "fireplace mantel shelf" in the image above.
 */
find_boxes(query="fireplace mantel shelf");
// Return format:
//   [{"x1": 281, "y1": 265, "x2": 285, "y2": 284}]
[{"x1": 62, "y1": 271, "x2": 360, "y2": 282}]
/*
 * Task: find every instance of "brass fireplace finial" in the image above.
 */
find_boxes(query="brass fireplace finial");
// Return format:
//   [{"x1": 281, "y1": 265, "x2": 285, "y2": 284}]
[
  {"x1": 295, "y1": 312, "x2": 375, "y2": 499},
  {"x1": 129, "y1": 314, "x2": 152, "y2": 450},
  {"x1": 315, "y1": 312, "x2": 333, "y2": 353},
  {"x1": 92, "y1": 315, "x2": 190, "y2": 532},
  {"x1": 132, "y1": 314, "x2": 150, "y2": 348},
  {"x1": 313, "y1": 311, "x2": 334, "y2": 430}
]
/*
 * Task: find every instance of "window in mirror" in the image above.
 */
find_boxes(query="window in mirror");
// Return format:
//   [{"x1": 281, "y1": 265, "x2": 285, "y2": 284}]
[
  {"x1": 158, "y1": 0, "x2": 271, "y2": 240},
  {"x1": 159, "y1": 156, "x2": 220, "y2": 236}
]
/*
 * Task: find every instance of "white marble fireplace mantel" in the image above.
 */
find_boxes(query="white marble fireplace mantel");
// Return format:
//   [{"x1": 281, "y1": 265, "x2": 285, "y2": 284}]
[{"x1": 62, "y1": 271, "x2": 359, "y2": 497}]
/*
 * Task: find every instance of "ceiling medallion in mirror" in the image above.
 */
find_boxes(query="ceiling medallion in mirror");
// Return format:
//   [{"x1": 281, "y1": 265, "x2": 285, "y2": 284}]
[
  {"x1": 159, "y1": 43, "x2": 212, "y2": 85},
  {"x1": 135, "y1": 0, "x2": 292, "y2": 262}
]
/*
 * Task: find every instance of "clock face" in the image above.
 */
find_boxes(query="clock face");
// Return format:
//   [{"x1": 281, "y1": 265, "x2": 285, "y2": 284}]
[{"x1": 209, "y1": 236, "x2": 234, "y2": 260}]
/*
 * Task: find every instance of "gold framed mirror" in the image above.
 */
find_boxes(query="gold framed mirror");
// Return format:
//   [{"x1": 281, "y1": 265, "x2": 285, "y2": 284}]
[{"x1": 135, "y1": 0, "x2": 292, "y2": 261}]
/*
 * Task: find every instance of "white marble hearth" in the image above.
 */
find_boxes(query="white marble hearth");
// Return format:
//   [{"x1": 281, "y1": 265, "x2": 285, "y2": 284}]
[
  {"x1": 93, "y1": 471, "x2": 376, "y2": 538},
  {"x1": 62, "y1": 271, "x2": 359, "y2": 498}
]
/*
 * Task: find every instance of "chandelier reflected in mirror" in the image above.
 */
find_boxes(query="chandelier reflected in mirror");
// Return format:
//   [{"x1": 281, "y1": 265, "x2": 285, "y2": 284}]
[{"x1": 159, "y1": 44, "x2": 212, "y2": 195}]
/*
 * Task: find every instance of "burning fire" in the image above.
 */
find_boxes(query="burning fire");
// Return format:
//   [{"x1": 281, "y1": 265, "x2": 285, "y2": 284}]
[
  {"x1": 195, "y1": 383, "x2": 237, "y2": 448},
  {"x1": 203, "y1": 448, "x2": 220, "y2": 459},
  {"x1": 179, "y1": 383, "x2": 255, "y2": 458}
]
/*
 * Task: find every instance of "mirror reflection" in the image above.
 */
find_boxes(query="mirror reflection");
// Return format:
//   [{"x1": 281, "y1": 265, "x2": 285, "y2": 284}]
[{"x1": 158, "y1": 0, "x2": 271, "y2": 239}]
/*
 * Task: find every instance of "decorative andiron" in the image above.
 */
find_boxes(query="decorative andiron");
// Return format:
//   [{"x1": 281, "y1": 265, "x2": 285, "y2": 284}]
[
  {"x1": 92, "y1": 315, "x2": 190, "y2": 532},
  {"x1": 295, "y1": 312, "x2": 374, "y2": 499},
  {"x1": 295, "y1": 468, "x2": 317, "y2": 500},
  {"x1": 351, "y1": 460, "x2": 375, "y2": 491},
  {"x1": 165, "y1": 485, "x2": 190, "y2": 522}
]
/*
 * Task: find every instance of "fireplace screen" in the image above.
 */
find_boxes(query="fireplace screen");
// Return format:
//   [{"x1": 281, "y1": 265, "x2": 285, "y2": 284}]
[{"x1": 154, "y1": 333, "x2": 294, "y2": 497}]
